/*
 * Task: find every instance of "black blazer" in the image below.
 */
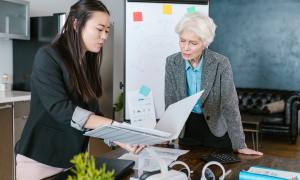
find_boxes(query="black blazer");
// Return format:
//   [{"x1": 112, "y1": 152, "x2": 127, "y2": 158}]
[{"x1": 15, "y1": 45, "x2": 102, "y2": 168}]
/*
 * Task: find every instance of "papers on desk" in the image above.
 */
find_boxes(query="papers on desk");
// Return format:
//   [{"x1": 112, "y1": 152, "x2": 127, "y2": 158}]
[
  {"x1": 118, "y1": 146, "x2": 189, "y2": 172},
  {"x1": 239, "y1": 166, "x2": 300, "y2": 180},
  {"x1": 84, "y1": 91, "x2": 204, "y2": 145}
]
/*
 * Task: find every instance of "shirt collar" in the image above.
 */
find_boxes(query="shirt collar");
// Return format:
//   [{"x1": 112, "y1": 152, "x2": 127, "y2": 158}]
[{"x1": 185, "y1": 55, "x2": 204, "y2": 71}]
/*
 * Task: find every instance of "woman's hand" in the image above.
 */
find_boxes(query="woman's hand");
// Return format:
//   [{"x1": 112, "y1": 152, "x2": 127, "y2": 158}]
[
  {"x1": 237, "y1": 148, "x2": 263, "y2": 156},
  {"x1": 113, "y1": 141, "x2": 145, "y2": 154}
]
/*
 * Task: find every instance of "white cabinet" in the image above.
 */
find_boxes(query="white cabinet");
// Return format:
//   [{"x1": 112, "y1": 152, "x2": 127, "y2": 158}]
[{"x1": 0, "y1": 0, "x2": 30, "y2": 40}]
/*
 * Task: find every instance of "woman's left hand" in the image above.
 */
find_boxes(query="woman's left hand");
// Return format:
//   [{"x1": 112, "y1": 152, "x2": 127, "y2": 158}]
[
  {"x1": 237, "y1": 148, "x2": 263, "y2": 156},
  {"x1": 113, "y1": 141, "x2": 145, "y2": 154}
]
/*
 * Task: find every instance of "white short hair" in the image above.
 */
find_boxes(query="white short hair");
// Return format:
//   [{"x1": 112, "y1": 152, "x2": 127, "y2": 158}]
[{"x1": 175, "y1": 12, "x2": 217, "y2": 47}]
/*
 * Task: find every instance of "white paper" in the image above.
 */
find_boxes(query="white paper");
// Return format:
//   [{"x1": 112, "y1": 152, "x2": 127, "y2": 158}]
[
  {"x1": 119, "y1": 146, "x2": 189, "y2": 172},
  {"x1": 127, "y1": 90, "x2": 156, "y2": 128},
  {"x1": 115, "y1": 122, "x2": 170, "y2": 137},
  {"x1": 155, "y1": 90, "x2": 204, "y2": 139},
  {"x1": 84, "y1": 91, "x2": 204, "y2": 145}
]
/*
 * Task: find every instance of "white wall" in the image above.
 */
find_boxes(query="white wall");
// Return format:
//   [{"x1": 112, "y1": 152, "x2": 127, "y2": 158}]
[
  {"x1": 29, "y1": 0, "x2": 75, "y2": 17},
  {"x1": 0, "y1": 0, "x2": 77, "y2": 84},
  {"x1": 0, "y1": 40, "x2": 13, "y2": 83}
]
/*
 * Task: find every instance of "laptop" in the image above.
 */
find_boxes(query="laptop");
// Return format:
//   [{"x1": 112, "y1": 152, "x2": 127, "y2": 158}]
[{"x1": 95, "y1": 157, "x2": 135, "y2": 179}]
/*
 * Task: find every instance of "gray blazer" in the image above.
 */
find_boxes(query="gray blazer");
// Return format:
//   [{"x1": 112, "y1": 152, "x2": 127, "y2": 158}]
[{"x1": 165, "y1": 49, "x2": 246, "y2": 150}]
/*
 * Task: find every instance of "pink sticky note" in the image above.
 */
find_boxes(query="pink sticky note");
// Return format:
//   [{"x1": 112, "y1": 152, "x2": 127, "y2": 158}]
[{"x1": 133, "y1": 12, "x2": 143, "y2": 22}]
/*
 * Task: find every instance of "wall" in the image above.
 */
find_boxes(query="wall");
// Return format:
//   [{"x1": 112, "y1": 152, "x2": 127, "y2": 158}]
[
  {"x1": 0, "y1": 0, "x2": 77, "y2": 84},
  {"x1": 210, "y1": 0, "x2": 300, "y2": 91},
  {"x1": 0, "y1": 40, "x2": 12, "y2": 83},
  {"x1": 28, "y1": 0, "x2": 75, "y2": 17},
  {"x1": 101, "y1": 0, "x2": 125, "y2": 119}
]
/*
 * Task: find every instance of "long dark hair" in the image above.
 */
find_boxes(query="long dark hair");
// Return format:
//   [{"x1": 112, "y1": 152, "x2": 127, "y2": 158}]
[{"x1": 52, "y1": 0, "x2": 110, "y2": 103}]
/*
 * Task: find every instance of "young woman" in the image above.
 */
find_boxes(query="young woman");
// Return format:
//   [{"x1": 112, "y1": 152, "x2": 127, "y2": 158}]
[
  {"x1": 165, "y1": 12, "x2": 263, "y2": 155},
  {"x1": 15, "y1": 1, "x2": 143, "y2": 179}
]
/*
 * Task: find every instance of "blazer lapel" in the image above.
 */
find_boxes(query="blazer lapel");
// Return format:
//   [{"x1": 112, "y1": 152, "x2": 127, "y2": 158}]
[
  {"x1": 174, "y1": 55, "x2": 187, "y2": 100},
  {"x1": 201, "y1": 49, "x2": 218, "y2": 104}
]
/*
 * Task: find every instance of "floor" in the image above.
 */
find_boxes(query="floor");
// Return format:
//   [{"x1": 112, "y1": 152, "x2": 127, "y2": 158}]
[{"x1": 245, "y1": 133, "x2": 300, "y2": 160}]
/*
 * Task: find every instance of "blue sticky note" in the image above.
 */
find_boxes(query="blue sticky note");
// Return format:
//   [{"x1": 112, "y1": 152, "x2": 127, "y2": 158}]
[{"x1": 139, "y1": 85, "x2": 151, "y2": 96}]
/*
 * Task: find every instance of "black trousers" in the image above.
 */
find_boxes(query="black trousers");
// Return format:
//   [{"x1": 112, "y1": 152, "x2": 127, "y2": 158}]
[{"x1": 179, "y1": 113, "x2": 233, "y2": 150}]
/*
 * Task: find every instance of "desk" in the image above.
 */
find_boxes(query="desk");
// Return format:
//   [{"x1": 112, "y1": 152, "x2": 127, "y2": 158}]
[{"x1": 101, "y1": 145, "x2": 300, "y2": 180}]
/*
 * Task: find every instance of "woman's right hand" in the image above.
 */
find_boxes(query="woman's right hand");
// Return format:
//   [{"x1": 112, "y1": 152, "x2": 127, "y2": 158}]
[{"x1": 113, "y1": 141, "x2": 145, "y2": 154}]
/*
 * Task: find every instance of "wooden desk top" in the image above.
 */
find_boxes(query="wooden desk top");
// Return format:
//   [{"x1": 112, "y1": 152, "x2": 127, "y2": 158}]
[{"x1": 101, "y1": 144, "x2": 300, "y2": 180}]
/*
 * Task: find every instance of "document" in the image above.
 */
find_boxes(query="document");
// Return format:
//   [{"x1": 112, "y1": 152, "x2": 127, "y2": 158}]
[
  {"x1": 119, "y1": 146, "x2": 189, "y2": 172},
  {"x1": 84, "y1": 122, "x2": 170, "y2": 145},
  {"x1": 84, "y1": 91, "x2": 204, "y2": 145}
]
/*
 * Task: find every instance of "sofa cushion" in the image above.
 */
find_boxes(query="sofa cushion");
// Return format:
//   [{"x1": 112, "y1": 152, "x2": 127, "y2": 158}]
[
  {"x1": 262, "y1": 115, "x2": 284, "y2": 125},
  {"x1": 263, "y1": 100, "x2": 285, "y2": 114}
]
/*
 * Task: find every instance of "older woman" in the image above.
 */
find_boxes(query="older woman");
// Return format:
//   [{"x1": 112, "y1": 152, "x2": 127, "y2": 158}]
[{"x1": 165, "y1": 12, "x2": 262, "y2": 155}]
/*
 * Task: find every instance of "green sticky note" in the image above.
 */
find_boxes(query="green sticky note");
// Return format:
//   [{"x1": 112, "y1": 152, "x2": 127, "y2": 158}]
[{"x1": 187, "y1": 6, "x2": 196, "y2": 14}]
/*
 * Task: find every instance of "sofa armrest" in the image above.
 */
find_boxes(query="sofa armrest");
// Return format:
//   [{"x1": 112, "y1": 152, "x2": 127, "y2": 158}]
[
  {"x1": 285, "y1": 95, "x2": 300, "y2": 124},
  {"x1": 285, "y1": 95, "x2": 300, "y2": 128},
  {"x1": 291, "y1": 101, "x2": 300, "y2": 140},
  {"x1": 285, "y1": 95, "x2": 300, "y2": 143}
]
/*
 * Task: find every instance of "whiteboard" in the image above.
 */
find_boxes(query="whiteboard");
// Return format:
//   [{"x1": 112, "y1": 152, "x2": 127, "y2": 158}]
[{"x1": 125, "y1": 0, "x2": 209, "y2": 120}]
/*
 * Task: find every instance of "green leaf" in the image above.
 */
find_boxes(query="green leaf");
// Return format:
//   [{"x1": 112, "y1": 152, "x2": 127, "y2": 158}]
[
  {"x1": 67, "y1": 152, "x2": 115, "y2": 180},
  {"x1": 114, "y1": 92, "x2": 124, "y2": 112}
]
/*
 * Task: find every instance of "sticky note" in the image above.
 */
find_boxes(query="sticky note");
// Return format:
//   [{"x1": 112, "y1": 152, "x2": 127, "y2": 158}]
[
  {"x1": 187, "y1": 6, "x2": 196, "y2": 14},
  {"x1": 139, "y1": 85, "x2": 151, "y2": 96},
  {"x1": 133, "y1": 12, "x2": 143, "y2": 22},
  {"x1": 162, "y1": 4, "x2": 172, "y2": 15}
]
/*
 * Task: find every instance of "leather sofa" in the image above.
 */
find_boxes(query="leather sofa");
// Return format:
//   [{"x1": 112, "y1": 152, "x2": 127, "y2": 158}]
[{"x1": 236, "y1": 88, "x2": 300, "y2": 144}]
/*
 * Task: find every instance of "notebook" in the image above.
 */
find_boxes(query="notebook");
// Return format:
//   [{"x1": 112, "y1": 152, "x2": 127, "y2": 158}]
[{"x1": 84, "y1": 90, "x2": 204, "y2": 145}]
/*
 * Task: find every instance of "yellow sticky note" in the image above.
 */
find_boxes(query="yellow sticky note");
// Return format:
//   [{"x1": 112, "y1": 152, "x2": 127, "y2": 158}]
[{"x1": 163, "y1": 4, "x2": 172, "y2": 15}]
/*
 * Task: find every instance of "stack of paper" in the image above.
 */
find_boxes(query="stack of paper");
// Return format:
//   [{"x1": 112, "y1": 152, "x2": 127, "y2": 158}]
[
  {"x1": 239, "y1": 166, "x2": 300, "y2": 180},
  {"x1": 84, "y1": 122, "x2": 171, "y2": 145}
]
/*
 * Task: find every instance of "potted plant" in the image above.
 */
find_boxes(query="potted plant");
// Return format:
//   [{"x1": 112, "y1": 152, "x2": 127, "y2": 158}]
[{"x1": 67, "y1": 152, "x2": 114, "y2": 180}]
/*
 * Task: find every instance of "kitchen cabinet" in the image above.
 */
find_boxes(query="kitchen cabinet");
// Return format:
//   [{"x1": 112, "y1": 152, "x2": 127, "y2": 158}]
[
  {"x1": 0, "y1": 103, "x2": 13, "y2": 180},
  {"x1": 0, "y1": 0, "x2": 30, "y2": 40},
  {"x1": 13, "y1": 101, "x2": 30, "y2": 145},
  {"x1": 0, "y1": 100, "x2": 30, "y2": 180}
]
